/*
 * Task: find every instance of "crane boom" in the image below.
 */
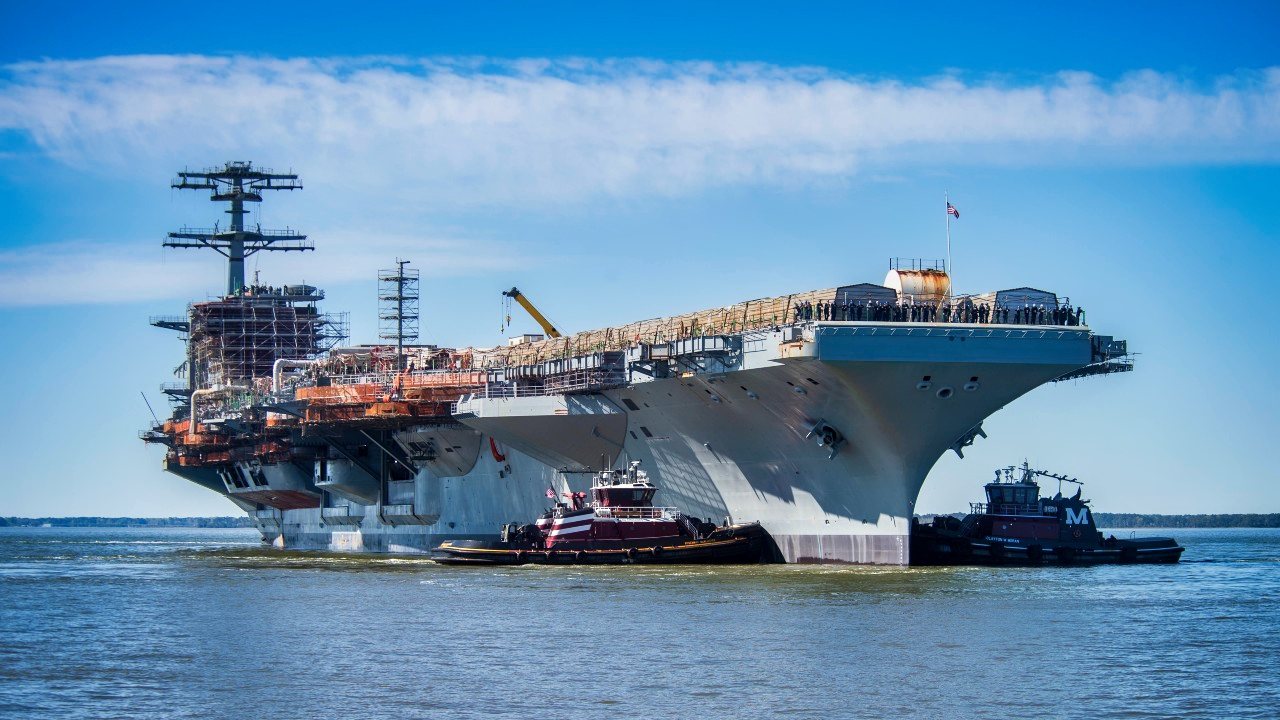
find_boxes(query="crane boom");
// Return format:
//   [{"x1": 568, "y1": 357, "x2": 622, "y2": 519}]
[{"x1": 503, "y1": 287, "x2": 562, "y2": 338}]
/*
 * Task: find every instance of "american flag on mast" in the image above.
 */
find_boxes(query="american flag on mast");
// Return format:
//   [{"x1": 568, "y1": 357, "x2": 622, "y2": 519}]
[{"x1": 947, "y1": 202, "x2": 960, "y2": 219}]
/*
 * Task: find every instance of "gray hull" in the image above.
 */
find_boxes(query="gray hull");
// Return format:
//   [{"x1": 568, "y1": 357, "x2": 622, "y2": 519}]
[
  {"x1": 250, "y1": 439, "x2": 559, "y2": 552},
  {"x1": 456, "y1": 322, "x2": 1093, "y2": 563},
  {"x1": 209, "y1": 322, "x2": 1103, "y2": 565}
]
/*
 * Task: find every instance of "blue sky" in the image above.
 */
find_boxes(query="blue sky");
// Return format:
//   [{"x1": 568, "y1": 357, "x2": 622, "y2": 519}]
[{"x1": 1, "y1": 2, "x2": 1277, "y2": 516}]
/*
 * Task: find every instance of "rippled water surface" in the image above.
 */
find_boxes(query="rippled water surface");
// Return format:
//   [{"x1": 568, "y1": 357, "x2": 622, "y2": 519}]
[{"x1": 1, "y1": 527, "x2": 1277, "y2": 719}]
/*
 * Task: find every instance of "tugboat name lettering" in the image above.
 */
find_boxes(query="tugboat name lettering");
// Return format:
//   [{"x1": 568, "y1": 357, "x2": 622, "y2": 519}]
[{"x1": 1065, "y1": 507, "x2": 1090, "y2": 525}]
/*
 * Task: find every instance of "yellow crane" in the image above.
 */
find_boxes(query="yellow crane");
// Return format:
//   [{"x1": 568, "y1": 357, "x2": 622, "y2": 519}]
[{"x1": 502, "y1": 287, "x2": 562, "y2": 338}]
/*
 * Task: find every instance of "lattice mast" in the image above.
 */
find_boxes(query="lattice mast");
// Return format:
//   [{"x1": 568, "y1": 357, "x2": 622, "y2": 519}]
[
  {"x1": 165, "y1": 161, "x2": 311, "y2": 294},
  {"x1": 379, "y1": 260, "x2": 420, "y2": 372}
]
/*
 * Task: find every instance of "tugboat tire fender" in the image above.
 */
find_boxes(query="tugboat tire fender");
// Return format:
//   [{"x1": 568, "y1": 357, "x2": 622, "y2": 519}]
[
  {"x1": 651, "y1": 546, "x2": 663, "y2": 557},
  {"x1": 626, "y1": 548, "x2": 638, "y2": 560},
  {"x1": 1121, "y1": 546, "x2": 1138, "y2": 563},
  {"x1": 1027, "y1": 545, "x2": 1043, "y2": 563},
  {"x1": 989, "y1": 542, "x2": 1006, "y2": 560},
  {"x1": 573, "y1": 550, "x2": 584, "y2": 561},
  {"x1": 515, "y1": 550, "x2": 527, "y2": 562}
]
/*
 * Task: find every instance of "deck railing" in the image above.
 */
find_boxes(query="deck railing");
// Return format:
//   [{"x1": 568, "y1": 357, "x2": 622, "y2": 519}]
[
  {"x1": 464, "y1": 368, "x2": 628, "y2": 401},
  {"x1": 593, "y1": 506, "x2": 678, "y2": 520},
  {"x1": 970, "y1": 502, "x2": 1052, "y2": 517}
]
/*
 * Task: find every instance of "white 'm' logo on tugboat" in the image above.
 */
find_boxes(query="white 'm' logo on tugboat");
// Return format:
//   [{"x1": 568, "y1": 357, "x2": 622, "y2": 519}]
[{"x1": 1065, "y1": 507, "x2": 1090, "y2": 525}]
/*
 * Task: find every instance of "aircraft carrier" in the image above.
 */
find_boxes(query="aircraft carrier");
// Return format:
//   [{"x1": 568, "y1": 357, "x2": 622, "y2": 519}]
[{"x1": 142, "y1": 162, "x2": 1133, "y2": 563}]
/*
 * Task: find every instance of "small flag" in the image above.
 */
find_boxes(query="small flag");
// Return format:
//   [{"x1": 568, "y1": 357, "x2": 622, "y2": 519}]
[
  {"x1": 947, "y1": 202, "x2": 960, "y2": 219},
  {"x1": 545, "y1": 486, "x2": 556, "y2": 499}
]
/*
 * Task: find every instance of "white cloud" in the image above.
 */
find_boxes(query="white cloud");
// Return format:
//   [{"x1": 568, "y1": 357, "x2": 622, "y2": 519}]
[
  {"x1": 0, "y1": 232, "x2": 524, "y2": 307},
  {"x1": 2, "y1": 56, "x2": 1278, "y2": 307},
  {"x1": 0, "y1": 241, "x2": 210, "y2": 307},
  {"x1": 1, "y1": 56, "x2": 1277, "y2": 206}
]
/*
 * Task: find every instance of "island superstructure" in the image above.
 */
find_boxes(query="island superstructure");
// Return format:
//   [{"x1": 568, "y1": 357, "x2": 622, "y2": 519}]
[{"x1": 142, "y1": 162, "x2": 1133, "y2": 563}]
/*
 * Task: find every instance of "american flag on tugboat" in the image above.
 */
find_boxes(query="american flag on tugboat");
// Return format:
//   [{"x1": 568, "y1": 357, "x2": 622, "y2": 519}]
[
  {"x1": 946, "y1": 202, "x2": 960, "y2": 219},
  {"x1": 545, "y1": 486, "x2": 557, "y2": 499}
]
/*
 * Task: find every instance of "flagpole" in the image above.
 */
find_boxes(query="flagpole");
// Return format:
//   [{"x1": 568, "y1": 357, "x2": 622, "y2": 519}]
[{"x1": 945, "y1": 190, "x2": 952, "y2": 301}]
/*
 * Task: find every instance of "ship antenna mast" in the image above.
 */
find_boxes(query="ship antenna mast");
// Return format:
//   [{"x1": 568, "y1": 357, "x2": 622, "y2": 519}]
[
  {"x1": 140, "y1": 391, "x2": 160, "y2": 425},
  {"x1": 379, "y1": 259, "x2": 420, "y2": 374},
  {"x1": 165, "y1": 161, "x2": 311, "y2": 294}
]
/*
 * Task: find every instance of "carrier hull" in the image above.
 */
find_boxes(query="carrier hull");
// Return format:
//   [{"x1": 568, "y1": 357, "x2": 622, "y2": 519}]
[
  {"x1": 456, "y1": 322, "x2": 1094, "y2": 564},
  {"x1": 173, "y1": 322, "x2": 1103, "y2": 565},
  {"x1": 246, "y1": 439, "x2": 559, "y2": 552},
  {"x1": 144, "y1": 162, "x2": 1130, "y2": 565}
]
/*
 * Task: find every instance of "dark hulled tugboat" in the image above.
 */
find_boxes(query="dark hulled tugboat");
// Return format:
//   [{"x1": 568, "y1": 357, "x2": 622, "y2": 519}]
[
  {"x1": 434, "y1": 461, "x2": 770, "y2": 565},
  {"x1": 911, "y1": 462, "x2": 1184, "y2": 566}
]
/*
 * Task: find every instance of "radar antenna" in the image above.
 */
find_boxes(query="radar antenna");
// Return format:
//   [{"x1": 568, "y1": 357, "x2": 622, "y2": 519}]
[{"x1": 164, "y1": 161, "x2": 311, "y2": 294}]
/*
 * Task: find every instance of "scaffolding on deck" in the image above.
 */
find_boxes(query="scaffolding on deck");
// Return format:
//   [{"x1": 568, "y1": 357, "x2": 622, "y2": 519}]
[{"x1": 189, "y1": 293, "x2": 347, "y2": 388}]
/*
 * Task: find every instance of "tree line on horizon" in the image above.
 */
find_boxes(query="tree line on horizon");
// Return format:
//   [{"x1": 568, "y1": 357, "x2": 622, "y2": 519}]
[
  {"x1": 3, "y1": 514, "x2": 1279, "y2": 529},
  {"x1": 916, "y1": 513, "x2": 1280, "y2": 529},
  {"x1": 0, "y1": 516, "x2": 255, "y2": 528},
  {"x1": 1092, "y1": 513, "x2": 1280, "y2": 529}
]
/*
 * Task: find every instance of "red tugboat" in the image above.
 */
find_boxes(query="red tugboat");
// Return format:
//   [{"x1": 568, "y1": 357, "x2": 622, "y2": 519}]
[
  {"x1": 911, "y1": 462, "x2": 1184, "y2": 565},
  {"x1": 434, "y1": 462, "x2": 769, "y2": 565}
]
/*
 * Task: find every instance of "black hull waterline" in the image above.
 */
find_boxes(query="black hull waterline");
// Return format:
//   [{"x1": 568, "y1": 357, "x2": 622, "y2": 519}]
[{"x1": 910, "y1": 529, "x2": 1185, "y2": 567}]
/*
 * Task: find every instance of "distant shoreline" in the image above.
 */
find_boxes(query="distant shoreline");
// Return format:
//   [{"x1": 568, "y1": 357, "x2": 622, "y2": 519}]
[
  {"x1": 918, "y1": 513, "x2": 1280, "y2": 529},
  {"x1": 3, "y1": 514, "x2": 1279, "y2": 529},
  {"x1": 0, "y1": 517, "x2": 254, "y2": 528}
]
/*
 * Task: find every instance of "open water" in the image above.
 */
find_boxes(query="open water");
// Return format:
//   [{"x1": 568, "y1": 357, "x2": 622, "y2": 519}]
[{"x1": 0, "y1": 526, "x2": 1276, "y2": 719}]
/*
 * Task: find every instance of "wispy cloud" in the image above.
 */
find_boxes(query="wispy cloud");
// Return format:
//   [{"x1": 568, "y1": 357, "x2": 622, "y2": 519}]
[
  {"x1": 2, "y1": 56, "x2": 1277, "y2": 206},
  {"x1": 0, "y1": 232, "x2": 524, "y2": 307},
  {"x1": 2, "y1": 56, "x2": 1278, "y2": 307},
  {"x1": 0, "y1": 241, "x2": 211, "y2": 307}
]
